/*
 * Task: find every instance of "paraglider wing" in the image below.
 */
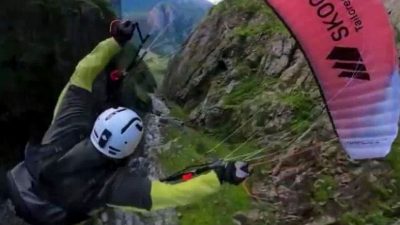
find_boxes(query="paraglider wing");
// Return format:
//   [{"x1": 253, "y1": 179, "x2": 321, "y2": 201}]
[{"x1": 264, "y1": 0, "x2": 400, "y2": 159}]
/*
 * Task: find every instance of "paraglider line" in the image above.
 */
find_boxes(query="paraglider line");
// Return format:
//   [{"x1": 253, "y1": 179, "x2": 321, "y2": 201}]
[
  {"x1": 224, "y1": 130, "x2": 260, "y2": 160},
  {"x1": 141, "y1": 22, "x2": 174, "y2": 60}
]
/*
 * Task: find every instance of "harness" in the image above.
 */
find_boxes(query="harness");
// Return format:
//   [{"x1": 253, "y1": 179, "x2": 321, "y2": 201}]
[{"x1": 24, "y1": 131, "x2": 82, "y2": 181}]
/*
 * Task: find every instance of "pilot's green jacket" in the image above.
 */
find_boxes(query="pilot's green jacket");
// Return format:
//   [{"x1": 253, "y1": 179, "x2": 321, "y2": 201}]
[{"x1": 6, "y1": 38, "x2": 221, "y2": 225}]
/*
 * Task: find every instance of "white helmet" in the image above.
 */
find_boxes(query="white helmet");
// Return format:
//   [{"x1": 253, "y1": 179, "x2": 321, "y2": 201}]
[{"x1": 90, "y1": 107, "x2": 144, "y2": 159}]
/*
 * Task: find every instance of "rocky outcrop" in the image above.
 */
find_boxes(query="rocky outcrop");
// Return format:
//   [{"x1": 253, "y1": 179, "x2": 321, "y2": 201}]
[
  {"x1": 386, "y1": 0, "x2": 400, "y2": 30},
  {"x1": 0, "y1": 0, "x2": 114, "y2": 168},
  {"x1": 0, "y1": 0, "x2": 157, "y2": 167},
  {"x1": 0, "y1": 1, "x2": 159, "y2": 224},
  {"x1": 162, "y1": 0, "x2": 400, "y2": 224},
  {"x1": 162, "y1": 0, "x2": 322, "y2": 144},
  {"x1": 385, "y1": 0, "x2": 400, "y2": 54},
  {"x1": 163, "y1": 0, "x2": 400, "y2": 142}
]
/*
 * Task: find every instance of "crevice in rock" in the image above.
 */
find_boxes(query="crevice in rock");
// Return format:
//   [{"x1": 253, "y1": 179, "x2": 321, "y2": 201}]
[
  {"x1": 284, "y1": 41, "x2": 298, "y2": 72},
  {"x1": 216, "y1": 60, "x2": 228, "y2": 72}
]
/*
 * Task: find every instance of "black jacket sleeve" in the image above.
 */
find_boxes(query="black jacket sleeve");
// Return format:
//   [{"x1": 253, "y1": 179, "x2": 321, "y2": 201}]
[
  {"x1": 41, "y1": 38, "x2": 121, "y2": 145},
  {"x1": 41, "y1": 86, "x2": 94, "y2": 145}
]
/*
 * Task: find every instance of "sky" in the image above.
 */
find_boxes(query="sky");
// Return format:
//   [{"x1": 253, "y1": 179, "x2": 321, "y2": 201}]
[
  {"x1": 207, "y1": 0, "x2": 223, "y2": 4},
  {"x1": 120, "y1": 0, "x2": 223, "y2": 14}
]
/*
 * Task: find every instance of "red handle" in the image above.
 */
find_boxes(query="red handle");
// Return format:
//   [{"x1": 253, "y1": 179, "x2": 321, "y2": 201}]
[
  {"x1": 181, "y1": 173, "x2": 194, "y2": 181},
  {"x1": 110, "y1": 70, "x2": 123, "y2": 81}
]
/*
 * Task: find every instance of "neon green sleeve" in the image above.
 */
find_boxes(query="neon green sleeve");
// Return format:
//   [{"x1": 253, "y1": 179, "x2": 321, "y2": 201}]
[
  {"x1": 50, "y1": 38, "x2": 120, "y2": 120},
  {"x1": 70, "y1": 38, "x2": 121, "y2": 92},
  {"x1": 106, "y1": 171, "x2": 221, "y2": 213},
  {"x1": 150, "y1": 171, "x2": 221, "y2": 211}
]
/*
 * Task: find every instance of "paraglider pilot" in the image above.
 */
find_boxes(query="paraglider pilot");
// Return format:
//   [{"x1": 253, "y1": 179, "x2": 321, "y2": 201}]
[{"x1": 4, "y1": 21, "x2": 251, "y2": 225}]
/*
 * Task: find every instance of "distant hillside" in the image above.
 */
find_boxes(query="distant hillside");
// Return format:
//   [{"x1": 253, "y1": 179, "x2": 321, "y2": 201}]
[
  {"x1": 121, "y1": 0, "x2": 212, "y2": 56},
  {"x1": 122, "y1": 0, "x2": 161, "y2": 15},
  {"x1": 145, "y1": 0, "x2": 212, "y2": 55}
]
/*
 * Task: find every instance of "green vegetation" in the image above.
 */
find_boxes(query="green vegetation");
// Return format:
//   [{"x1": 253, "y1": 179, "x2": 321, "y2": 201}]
[
  {"x1": 388, "y1": 137, "x2": 400, "y2": 179},
  {"x1": 213, "y1": 0, "x2": 267, "y2": 15},
  {"x1": 233, "y1": 7, "x2": 287, "y2": 38},
  {"x1": 157, "y1": 2, "x2": 400, "y2": 225},
  {"x1": 220, "y1": 73, "x2": 274, "y2": 141},
  {"x1": 212, "y1": 0, "x2": 287, "y2": 38},
  {"x1": 168, "y1": 103, "x2": 190, "y2": 121},
  {"x1": 312, "y1": 175, "x2": 336, "y2": 204},
  {"x1": 233, "y1": 22, "x2": 278, "y2": 38},
  {"x1": 279, "y1": 90, "x2": 316, "y2": 134},
  {"x1": 160, "y1": 123, "x2": 257, "y2": 173},
  {"x1": 144, "y1": 52, "x2": 170, "y2": 86},
  {"x1": 340, "y1": 211, "x2": 394, "y2": 225},
  {"x1": 159, "y1": 117, "x2": 258, "y2": 225},
  {"x1": 313, "y1": 137, "x2": 400, "y2": 225},
  {"x1": 179, "y1": 185, "x2": 251, "y2": 225},
  {"x1": 210, "y1": 119, "x2": 240, "y2": 142},
  {"x1": 222, "y1": 65, "x2": 278, "y2": 106},
  {"x1": 223, "y1": 76, "x2": 264, "y2": 106}
]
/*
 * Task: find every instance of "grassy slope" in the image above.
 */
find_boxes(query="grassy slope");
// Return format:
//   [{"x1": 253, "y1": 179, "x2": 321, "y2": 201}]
[
  {"x1": 144, "y1": 52, "x2": 170, "y2": 86},
  {"x1": 159, "y1": 109, "x2": 255, "y2": 225}
]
